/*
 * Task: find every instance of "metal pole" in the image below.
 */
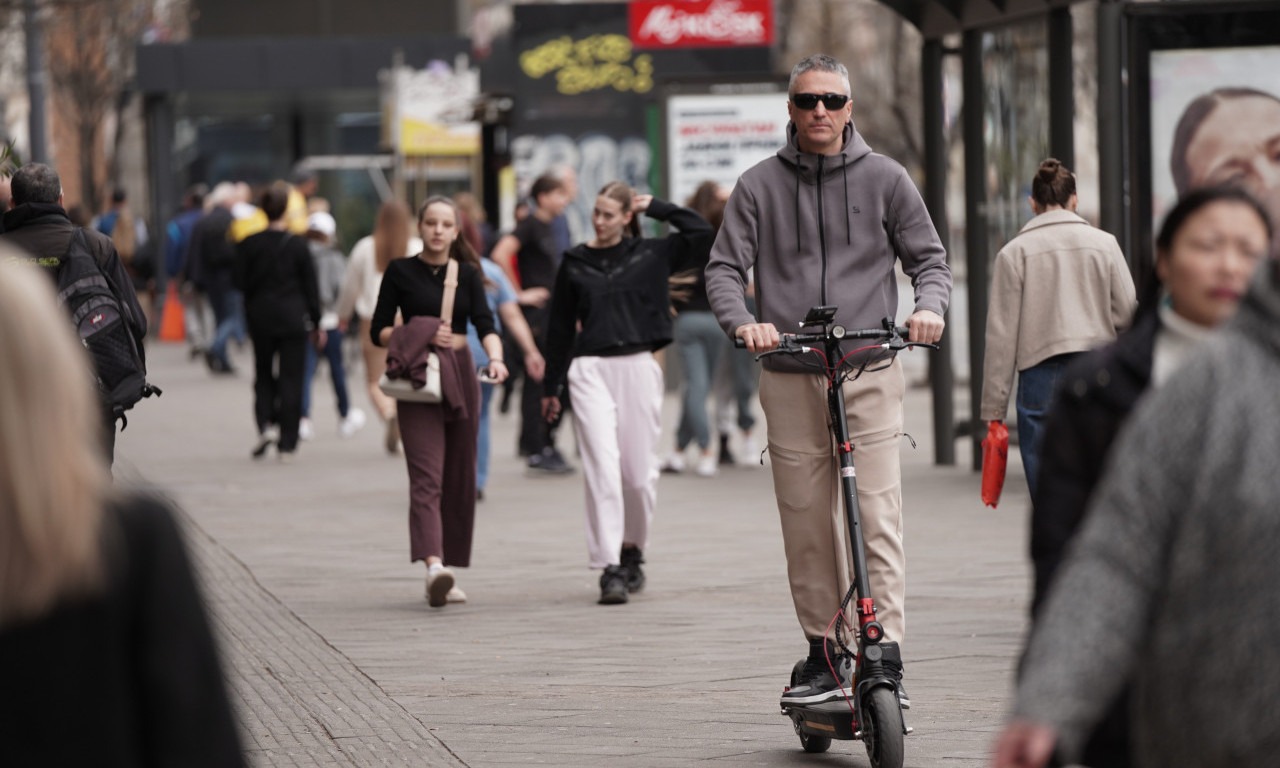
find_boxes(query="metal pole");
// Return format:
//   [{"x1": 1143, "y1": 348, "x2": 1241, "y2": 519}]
[
  {"x1": 1048, "y1": 6, "x2": 1075, "y2": 169},
  {"x1": 922, "y1": 39, "x2": 955, "y2": 466},
  {"x1": 963, "y1": 29, "x2": 989, "y2": 471},
  {"x1": 1097, "y1": 1, "x2": 1127, "y2": 256},
  {"x1": 25, "y1": 0, "x2": 49, "y2": 163}
]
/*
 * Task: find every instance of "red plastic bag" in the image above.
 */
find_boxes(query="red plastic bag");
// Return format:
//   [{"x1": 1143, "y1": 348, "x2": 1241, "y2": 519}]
[{"x1": 981, "y1": 421, "x2": 1009, "y2": 508}]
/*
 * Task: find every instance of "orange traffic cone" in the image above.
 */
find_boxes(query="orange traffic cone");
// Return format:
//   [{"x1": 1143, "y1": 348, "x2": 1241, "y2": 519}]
[{"x1": 159, "y1": 282, "x2": 185, "y2": 343}]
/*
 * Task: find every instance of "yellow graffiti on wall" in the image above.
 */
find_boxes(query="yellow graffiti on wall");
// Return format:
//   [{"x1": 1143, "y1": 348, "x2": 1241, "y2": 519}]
[{"x1": 519, "y1": 34, "x2": 654, "y2": 95}]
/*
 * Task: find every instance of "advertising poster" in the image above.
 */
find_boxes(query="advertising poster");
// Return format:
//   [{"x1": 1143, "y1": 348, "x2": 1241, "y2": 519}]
[
  {"x1": 1149, "y1": 46, "x2": 1280, "y2": 231},
  {"x1": 666, "y1": 90, "x2": 787, "y2": 204}
]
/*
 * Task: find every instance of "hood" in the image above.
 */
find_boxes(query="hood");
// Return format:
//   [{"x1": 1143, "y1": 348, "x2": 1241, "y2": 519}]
[
  {"x1": 1, "y1": 202, "x2": 69, "y2": 232},
  {"x1": 777, "y1": 121, "x2": 873, "y2": 178},
  {"x1": 774, "y1": 120, "x2": 874, "y2": 251}
]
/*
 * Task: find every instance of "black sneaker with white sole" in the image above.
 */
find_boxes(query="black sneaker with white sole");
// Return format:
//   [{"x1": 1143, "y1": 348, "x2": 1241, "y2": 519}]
[
  {"x1": 781, "y1": 647, "x2": 852, "y2": 706},
  {"x1": 885, "y1": 656, "x2": 911, "y2": 709},
  {"x1": 620, "y1": 547, "x2": 645, "y2": 593},
  {"x1": 598, "y1": 565, "x2": 629, "y2": 604}
]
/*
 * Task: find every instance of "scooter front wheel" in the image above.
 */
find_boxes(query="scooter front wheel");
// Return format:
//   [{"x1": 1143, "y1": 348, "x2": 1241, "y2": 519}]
[{"x1": 861, "y1": 686, "x2": 905, "y2": 768}]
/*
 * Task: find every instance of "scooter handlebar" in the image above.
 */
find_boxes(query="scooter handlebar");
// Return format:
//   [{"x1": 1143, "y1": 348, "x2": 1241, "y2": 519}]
[{"x1": 733, "y1": 325, "x2": 911, "y2": 349}]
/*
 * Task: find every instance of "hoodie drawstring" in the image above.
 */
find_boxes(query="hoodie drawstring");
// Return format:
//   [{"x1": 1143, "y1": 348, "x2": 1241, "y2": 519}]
[
  {"x1": 794, "y1": 160, "x2": 802, "y2": 253},
  {"x1": 842, "y1": 154, "x2": 851, "y2": 245}
]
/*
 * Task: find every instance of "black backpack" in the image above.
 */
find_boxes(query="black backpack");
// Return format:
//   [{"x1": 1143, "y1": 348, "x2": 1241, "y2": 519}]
[{"x1": 55, "y1": 228, "x2": 161, "y2": 423}]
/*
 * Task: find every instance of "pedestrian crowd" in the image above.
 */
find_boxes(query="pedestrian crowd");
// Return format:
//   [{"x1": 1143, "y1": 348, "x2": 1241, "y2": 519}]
[{"x1": 5, "y1": 49, "x2": 1280, "y2": 768}]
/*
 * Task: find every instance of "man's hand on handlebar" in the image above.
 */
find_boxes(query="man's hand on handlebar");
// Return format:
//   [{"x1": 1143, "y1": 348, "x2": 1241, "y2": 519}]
[
  {"x1": 905, "y1": 309, "x2": 945, "y2": 345},
  {"x1": 735, "y1": 322, "x2": 781, "y2": 354}
]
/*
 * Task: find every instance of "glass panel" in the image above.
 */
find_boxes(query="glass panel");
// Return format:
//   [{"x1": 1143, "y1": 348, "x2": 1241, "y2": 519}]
[{"x1": 983, "y1": 18, "x2": 1050, "y2": 254}]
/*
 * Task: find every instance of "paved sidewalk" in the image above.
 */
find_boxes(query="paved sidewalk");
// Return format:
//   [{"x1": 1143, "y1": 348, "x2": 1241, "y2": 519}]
[{"x1": 114, "y1": 342, "x2": 1033, "y2": 767}]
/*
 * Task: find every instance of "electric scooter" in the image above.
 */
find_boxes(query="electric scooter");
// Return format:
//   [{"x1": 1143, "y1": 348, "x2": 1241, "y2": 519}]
[{"x1": 738, "y1": 307, "x2": 935, "y2": 768}]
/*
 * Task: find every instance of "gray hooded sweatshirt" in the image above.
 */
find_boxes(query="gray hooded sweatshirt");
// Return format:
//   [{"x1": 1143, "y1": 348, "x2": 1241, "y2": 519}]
[{"x1": 706, "y1": 121, "x2": 951, "y2": 373}]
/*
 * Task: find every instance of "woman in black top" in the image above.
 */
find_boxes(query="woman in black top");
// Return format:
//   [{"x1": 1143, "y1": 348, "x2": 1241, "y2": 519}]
[
  {"x1": 541, "y1": 182, "x2": 712, "y2": 605},
  {"x1": 371, "y1": 196, "x2": 506, "y2": 607},
  {"x1": 233, "y1": 184, "x2": 322, "y2": 461}
]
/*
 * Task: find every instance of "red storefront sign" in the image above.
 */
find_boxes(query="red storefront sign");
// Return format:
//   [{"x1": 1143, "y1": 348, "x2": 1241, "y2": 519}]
[{"x1": 629, "y1": 0, "x2": 774, "y2": 49}]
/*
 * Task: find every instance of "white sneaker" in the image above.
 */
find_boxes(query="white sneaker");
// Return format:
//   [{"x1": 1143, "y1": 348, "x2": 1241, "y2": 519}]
[
  {"x1": 298, "y1": 418, "x2": 315, "y2": 441},
  {"x1": 659, "y1": 452, "x2": 686, "y2": 473},
  {"x1": 445, "y1": 585, "x2": 467, "y2": 604},
  {"x1": 741, "y1": 434, "x2": 763, "y2": 467},
  {"x1": 695, "y1": 452, "x2": 718, "y2": 477},
  {"x1": 339, "y1": 407, "x2": 367, "y2": 438},
  {"x1": 425, "y1": 565, "x2": 455, "y2": 607}
]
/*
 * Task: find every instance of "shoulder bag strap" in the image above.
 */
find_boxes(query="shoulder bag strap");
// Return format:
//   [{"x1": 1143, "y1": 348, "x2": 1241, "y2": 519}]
[{"x1": 440, "y1": 258, "x2": 459, "y2": 321}]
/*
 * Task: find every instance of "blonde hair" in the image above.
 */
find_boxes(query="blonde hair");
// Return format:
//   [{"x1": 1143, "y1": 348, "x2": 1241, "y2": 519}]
[
  {"x1": 0, "y1": 253, "x2": 111, "y2": 627},
  {"x1": 374, "y1": 200, "x2": 412, "y2": 273}
]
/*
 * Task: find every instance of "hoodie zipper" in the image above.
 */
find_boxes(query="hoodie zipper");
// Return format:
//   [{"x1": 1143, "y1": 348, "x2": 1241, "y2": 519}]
[{"x1": 816, "y1": 155, "x2": 828, "y2": 305}]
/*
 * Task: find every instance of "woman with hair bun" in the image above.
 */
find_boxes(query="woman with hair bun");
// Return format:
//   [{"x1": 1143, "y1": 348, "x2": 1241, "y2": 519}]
[
  {"x1": 541, "y1": 182, "x2": 712, "y2": 605},
  {"x1": 979, "y1": 158, "x2": 1138, "y2": 500}
]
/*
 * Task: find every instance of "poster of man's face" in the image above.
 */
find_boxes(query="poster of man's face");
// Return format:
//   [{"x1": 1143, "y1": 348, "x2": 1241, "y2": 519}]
[{"x1": 1150, "y1": 46, "x2": 1280, "y2": 241}]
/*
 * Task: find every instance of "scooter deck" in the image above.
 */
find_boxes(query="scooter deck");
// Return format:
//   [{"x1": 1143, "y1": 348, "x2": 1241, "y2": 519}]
[{"x1": 781, "y1": 699, "x2": 859, "y2": 741}]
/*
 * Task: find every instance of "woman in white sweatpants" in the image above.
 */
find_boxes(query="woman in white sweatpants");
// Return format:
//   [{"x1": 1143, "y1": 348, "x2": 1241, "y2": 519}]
[{"x1": 541, "y1": 181, "x2": 713, "y2": 605}]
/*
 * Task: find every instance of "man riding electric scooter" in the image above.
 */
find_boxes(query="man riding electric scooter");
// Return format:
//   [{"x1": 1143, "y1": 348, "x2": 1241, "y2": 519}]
[{"x1": 706, "y1": 53, "x2": 951, "y2": 712}]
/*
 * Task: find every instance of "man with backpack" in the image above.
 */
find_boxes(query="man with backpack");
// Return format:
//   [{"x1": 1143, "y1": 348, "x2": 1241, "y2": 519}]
[{"x1": 0, "y1": 163, "x2": 152, "y2": 465}]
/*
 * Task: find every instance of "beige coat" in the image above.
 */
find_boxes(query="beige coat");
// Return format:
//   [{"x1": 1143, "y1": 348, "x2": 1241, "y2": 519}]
[{"x1": 980, "y1": 209, "x2": 1137, "y2": 421}]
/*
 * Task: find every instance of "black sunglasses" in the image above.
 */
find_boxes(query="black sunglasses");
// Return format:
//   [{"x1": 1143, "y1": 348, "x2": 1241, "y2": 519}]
[{"x1": 790, "y1": 92, "x2": 850, "y2": 111}]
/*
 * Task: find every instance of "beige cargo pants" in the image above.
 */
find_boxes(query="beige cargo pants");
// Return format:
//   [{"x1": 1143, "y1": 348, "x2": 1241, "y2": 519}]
[{"x1": 759, "y1": 359, "x2": 906, "y2": 645}]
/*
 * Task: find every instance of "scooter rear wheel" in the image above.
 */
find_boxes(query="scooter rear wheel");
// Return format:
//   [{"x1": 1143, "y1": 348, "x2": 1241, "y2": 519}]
[
  {"x1": 796, "y1": 723, "x2": 832, "y2": 754},
  {"x1": 861, "y1": 686, "x2": 905, "y2": 768}
]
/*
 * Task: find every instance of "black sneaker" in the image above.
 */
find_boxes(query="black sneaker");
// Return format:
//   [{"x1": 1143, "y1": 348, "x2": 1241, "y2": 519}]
[
  {"x1": 718, "y1": 434, "x2": 736, "y2": 465},
  {"x1": 528, "y1": 447, "x2": 574, "y2": 475},
  {"x1": 620, "y1": 547, "x2": 645, "y2": 593},
  {"x1": 598, "y1": 565, "x2": 629, "y2": 604},
  {"x1": 781, "y1": 654, "x2": 850, "y2": 706},
  {"x1": 885, "y1": 657, "x2": 911, "y2": 709}
]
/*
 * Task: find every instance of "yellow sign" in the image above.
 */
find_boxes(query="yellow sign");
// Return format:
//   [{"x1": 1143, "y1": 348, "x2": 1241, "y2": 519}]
[
  {"x1": 519, "y1": 34, "x2": 654, "y2": 96},
  {"x1": 400, "y1": 117, "x2": 480, "y2": 157}
]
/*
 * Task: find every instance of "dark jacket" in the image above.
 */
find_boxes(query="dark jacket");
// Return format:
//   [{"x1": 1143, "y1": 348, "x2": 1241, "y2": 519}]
[
  {"x1": 0, "y1": 202, "x2": 148, "y2": 359},
  {"x1": 233, "y1": 228, "x2": 321, "y2": 336},
  {"x1": 543, "y1": 198, "x2": 713, "y2": 395},
  {"x1": 0, "y1": 494, "x2": 244, "y2": 767},
  {"x1": 187, "y1": 206, "x2": 235, "y2": 293},
  {"x1": 1030, "y1": 306, "x2": 1160, "y2": 615},
  {"x1": 385, "y1": 315, "x2": 472, "y2": 421},
  {"x1": 1027, "y1": 307, "x2": 1160, "y2": 768}
]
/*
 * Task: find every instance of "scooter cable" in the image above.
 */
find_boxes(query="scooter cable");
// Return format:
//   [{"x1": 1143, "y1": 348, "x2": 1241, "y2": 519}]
[{"x1": 824, "y1": 610, "x2": 859, "y2": 715}]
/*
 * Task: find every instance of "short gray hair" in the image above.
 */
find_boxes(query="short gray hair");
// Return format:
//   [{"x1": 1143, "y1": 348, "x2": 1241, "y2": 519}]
[
  {"x1": 788, "y1": 54, "x2": 851, "y2": 98},
  {"x1": 10, "y1": 163, "x2": 62, "y2": 206}
]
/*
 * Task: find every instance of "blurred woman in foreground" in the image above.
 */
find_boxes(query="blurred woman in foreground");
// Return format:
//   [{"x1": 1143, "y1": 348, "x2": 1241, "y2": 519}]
[
  {"x1": 998, "y1": 186, "x2": 1273, "y2": 768},
  {"x1": 0, "y1": 253, "x2": 243, "y2": 765}
]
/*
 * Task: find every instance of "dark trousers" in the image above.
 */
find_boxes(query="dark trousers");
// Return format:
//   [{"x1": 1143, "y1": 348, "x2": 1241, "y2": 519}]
[
  {"x1": 518, "y1": 304, "x2": 556, "y2": 456},
  {"x1": 397, "y1": 349, "x2": 480, "y2": 566},
  {"x1": 250, "y1": 330, "x2": 308, "y2": 452}
]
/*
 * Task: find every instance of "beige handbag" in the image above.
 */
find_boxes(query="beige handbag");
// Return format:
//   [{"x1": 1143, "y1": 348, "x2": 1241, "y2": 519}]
[{"x1": 378, "y1": 259, "x2": 457, "y2": 403}]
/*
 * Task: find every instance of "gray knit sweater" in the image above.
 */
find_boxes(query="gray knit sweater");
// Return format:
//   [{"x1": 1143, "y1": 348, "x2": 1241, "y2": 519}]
[{"x1": 1014, "y1": 259, "x2": 1280, "y2": 767}]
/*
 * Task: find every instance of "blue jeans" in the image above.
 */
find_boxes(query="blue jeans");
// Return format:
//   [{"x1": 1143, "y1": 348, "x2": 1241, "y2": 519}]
[
  {"x1": 1016, "y1": 353, "x2": 1080, "y2": 501},
  {"x1": 476, "y1": 380, "x2": 495, "y2": 491},
  {"x1": 674, "y1": 311, "x2": 726, "y2": 450},
  {"x1": 302, "y1": 327, "x2": 350, "y2": 419},
  {"x1": 209, "y1": 289, "x2": 245, "y2": 364}
]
